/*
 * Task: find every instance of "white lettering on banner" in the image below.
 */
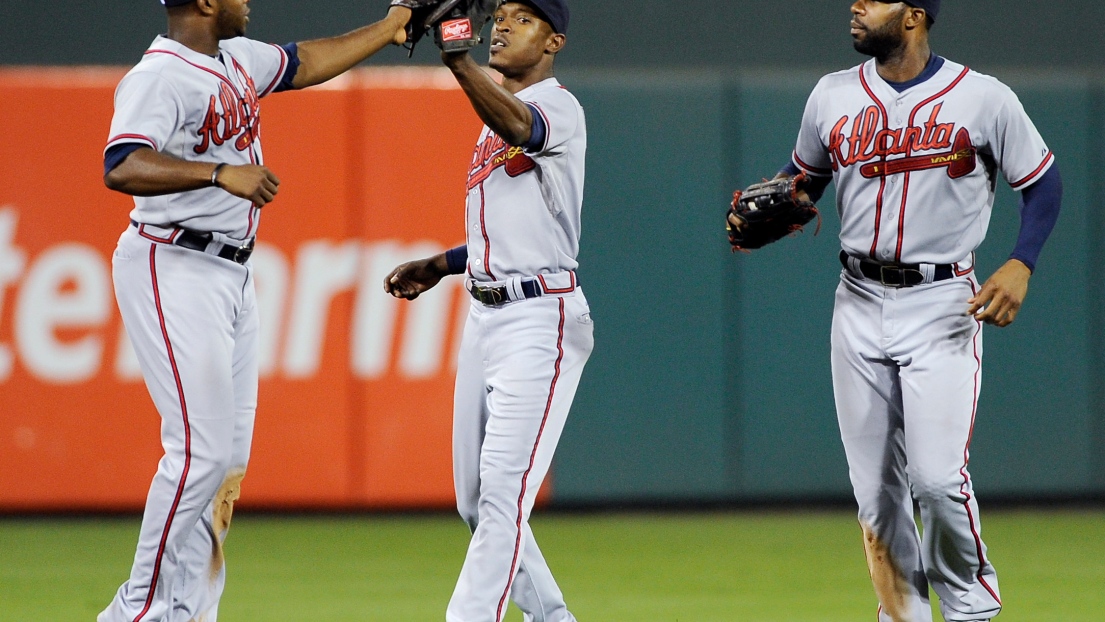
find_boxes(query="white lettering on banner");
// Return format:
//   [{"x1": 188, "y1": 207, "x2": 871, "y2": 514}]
[
  {"x1": 397, "y1": 242, "x2": 456, "y2": 378},
  {"x1": 282, "y1": 240, "x2": 361, "y2": 378},
  {"x1": 15, "y1": 243, "x2": 111, "y2": 383},
  {"x1": 353, "y1": 241, "x2": 410, "y2": 378},
  {"x1": 352, "y1": 240, "x2": 456, "y2": 379},
  {"x1": 0, "y1": 207, "x2": 467, "y2": 385},
  {"x1": 0, "y1": 208, "x2": 28, "y2": 381}
]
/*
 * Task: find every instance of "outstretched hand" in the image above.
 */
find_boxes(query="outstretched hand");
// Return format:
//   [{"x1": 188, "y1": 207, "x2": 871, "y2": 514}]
[
  {"x1": 215, "y1": 164, "x2": 281, "y2": 207},
  {"x1": 384, "y1": 254, "x2": 451, "y2": 300},
  {"x1": 967, "y1": 259, "x2": 1032, "y2": 327}
]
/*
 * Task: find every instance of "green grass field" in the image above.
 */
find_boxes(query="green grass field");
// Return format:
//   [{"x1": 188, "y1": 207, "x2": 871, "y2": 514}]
[{"x1": 1, "y1": 509, "x2": 1102, "y2": 621}]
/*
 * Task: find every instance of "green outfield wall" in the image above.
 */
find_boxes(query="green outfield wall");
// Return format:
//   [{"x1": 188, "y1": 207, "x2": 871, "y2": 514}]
[
  {"x1": 3, "y1": 0, "x2": 1103, "y2": 506},
  {"x1": 2, "y1": 1, "x2": 1103, "y2": 70},
  {"x1": 552, "y1": 68, "x2": 1105, "y2": 504}
]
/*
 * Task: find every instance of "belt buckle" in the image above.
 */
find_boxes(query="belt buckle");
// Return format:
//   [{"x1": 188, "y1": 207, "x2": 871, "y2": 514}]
[
  {"x1": 879, "y1": 265, "x2": 922, "y2": 287},
  {"x1": 472, "y1": 285, "x2": 505, "y2": 306},
  {"x1": 232, "y1": 238, "x2": 255, "y2": 263}
]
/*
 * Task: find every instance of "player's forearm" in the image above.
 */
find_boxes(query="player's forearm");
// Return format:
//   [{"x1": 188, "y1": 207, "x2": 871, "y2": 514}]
[
  {"x1": 1009, "y1": 164, "x2": 1063, "y2": 273},
  {"x1": 445, "y1": 53, "x2": 532, "y2": 146},
  {"x1": 292, "y1": 8, "x2": 410, "y2": 89},
  {"x1": 104, "y1": 148, "x2": 220, "y2": 197}
]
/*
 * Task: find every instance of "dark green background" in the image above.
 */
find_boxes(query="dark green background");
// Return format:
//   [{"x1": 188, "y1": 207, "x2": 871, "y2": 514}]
[
  {"x1": 3, "y1": 1, "x2": 1102, "y2": 504},
  {"x1": 2, "y1": 1, "x2": 1103, "y2": 69},
  {"x1": 556, "y1": 70, "x2": 1105, "y2": 504}
]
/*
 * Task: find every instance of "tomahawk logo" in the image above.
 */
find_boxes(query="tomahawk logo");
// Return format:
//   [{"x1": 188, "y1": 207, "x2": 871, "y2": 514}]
[
  {"x1": 441, "y1": 18, "x2": 473, "y2": 42},
  {"x1": 861, "y1": 128, "x2": 977, "y2": 179}
]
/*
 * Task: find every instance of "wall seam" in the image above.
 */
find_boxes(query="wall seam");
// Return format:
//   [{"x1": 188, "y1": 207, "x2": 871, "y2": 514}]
[
  {"x1": 1090, "y1": 79, "x2": 1105, "y2": 490},
  {"x1": 722, "y1": 79, "x2": 744, "y2": 497}
]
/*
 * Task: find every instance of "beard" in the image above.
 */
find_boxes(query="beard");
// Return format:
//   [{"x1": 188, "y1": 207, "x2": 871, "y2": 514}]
[
  {"x1": 216, "y1": 7, "x2": 247, "y2": 39},
  {"x1": 853, "y1": 10, "x2": 906, "y2": 60}
]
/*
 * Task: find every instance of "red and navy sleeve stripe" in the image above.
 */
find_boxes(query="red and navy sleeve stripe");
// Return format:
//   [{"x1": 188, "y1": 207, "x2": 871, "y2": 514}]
[
  {"x1": 1009, "y1": 151, "x2": 1054, "y2": 191},
  {"x1": 792, "y1": 151, "x2": 833, "y2": 177},
  {"x1": 523, "y1": 102, "x2": 550, "y2": 153},
  {"x1": 267, "y1": 43, "x2": 300, "y2": 95}
]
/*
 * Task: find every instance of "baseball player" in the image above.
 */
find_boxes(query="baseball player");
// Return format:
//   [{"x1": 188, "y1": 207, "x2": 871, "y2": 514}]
[
  {"x1": 383, "y1": 1, "x2": 590, "y2": 621},
  {"x1": 731, "y1": 1, "x2": 1063, "y2": 621},
  {"x1": 99, "y1": 1, "x2": 421, "y2": 620}
]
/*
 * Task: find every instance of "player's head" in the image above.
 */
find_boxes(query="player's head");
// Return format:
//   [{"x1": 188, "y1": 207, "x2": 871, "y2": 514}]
[
  {"x1": 487, "y1": 0, "x2": 568, "y2": 78},
  {"x1": 162, "y1": 0, "x2": 251, "y2": 40},
  {"x1": 850, "y1": 0, "x2": 936, "y2": 59}
]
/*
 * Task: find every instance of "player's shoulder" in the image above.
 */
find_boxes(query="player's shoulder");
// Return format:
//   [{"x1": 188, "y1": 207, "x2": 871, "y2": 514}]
[
  {"x1": 118, "y1": 43, "x2": 186, "y2": 97},
  {"x1": 959, "y1": 65, "x2": 1017, "y2": 95},
  {"x1": 125, "y1": 36, "x2": 206, "y2": 81},
  {"x1": 519, "y1": 77, "x2": 583, "y2": 118},
  {"x1": 219, "y1": 36, "x2": 279, "y2": 57},
  {"x1": 813, "y1": 62, "x2": 867, "y2": 92}
]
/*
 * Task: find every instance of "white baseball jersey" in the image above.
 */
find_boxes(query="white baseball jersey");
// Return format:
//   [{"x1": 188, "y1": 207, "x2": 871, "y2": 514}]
[
  {"x1": 105, "y1": 35, "x2": 291, "y2": 239},
  {"x1": 447, "y1": 78, "x2": 593, "y2": 622},
  {"x1": 792, "y1": 58, "x2": 1054, "y2": 265},
  {"x1": 99, "y1": 33, "x2": 291, "y2": 622},
  {"x1": 464, "y1": 78, "x2": 586, "y2": 281}
]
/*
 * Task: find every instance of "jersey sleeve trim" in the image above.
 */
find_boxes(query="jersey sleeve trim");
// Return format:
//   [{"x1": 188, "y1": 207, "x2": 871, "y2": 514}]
[
  {"x1": 260, "y1": 43, "x2": 291, "y2": 97},
  {"x1": 1010, "y1": 151, "x2": 1054, "y2": 190},
  {"x1": 106, "y1": 133, "x2": 159, "y2": 151},
  {"x1": 793, "y1": 152, "x2": 832, "y2": 177},
  {"x1": 525, "y1": 102, "x2": 552, "y2": 153}
]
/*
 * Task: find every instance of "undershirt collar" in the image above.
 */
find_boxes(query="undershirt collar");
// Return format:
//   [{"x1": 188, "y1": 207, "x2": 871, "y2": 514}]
[{"x1": 883, "y1": 53, "x2": 945, "y2": 93}]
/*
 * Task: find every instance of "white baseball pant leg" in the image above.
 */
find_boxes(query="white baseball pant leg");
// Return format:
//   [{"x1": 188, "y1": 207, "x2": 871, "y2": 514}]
[
  {"x1": 832, "y1": 270, "x2": 1001, "y2": 622},
  {"x1": 100, "y1": 228, "x2": 258, "y2": 622},
  {"x1": 448, "y1": 290, "x2": 593, "y2": 622}
]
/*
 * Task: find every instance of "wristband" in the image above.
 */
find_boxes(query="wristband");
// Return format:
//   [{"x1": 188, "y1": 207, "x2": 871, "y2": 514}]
[{"x1": 211, "y1": 163, "x2": 228, "y2": 188}]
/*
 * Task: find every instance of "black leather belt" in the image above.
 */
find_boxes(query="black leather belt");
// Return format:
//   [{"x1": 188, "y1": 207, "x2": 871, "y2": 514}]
[
  {"x1": 132, "y1": 220, "x2": 254, "y2": 265},
  {"x1": 469, "y1": 280, "x2": 541, "y2": 306},
  {"x1": 468, "y1": 274, "x2": 579, "y2": 306},
  {"x1": 840, "y1": 250, "x2": 954, "y2": 287}
]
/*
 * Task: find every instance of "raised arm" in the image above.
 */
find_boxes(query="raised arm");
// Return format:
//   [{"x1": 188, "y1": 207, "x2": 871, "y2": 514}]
[
  {"x1": 443, "y1": 52, "x2": 534, "y2": 146},
  {"x1": 291, "y1": 6, "x2": 412, "y2": 89}
]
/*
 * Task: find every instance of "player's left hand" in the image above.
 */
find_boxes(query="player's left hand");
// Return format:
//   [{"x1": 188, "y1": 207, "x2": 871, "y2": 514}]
[
  {"x1": 967, "y1": 259, "x2": 1032, "y2": 327},
  {"x1": 387, "y1": 5, "x2": 413, "y2": 45},
  {"x1": 384, "y1": 254, "x2": 450, "y2": 300}
]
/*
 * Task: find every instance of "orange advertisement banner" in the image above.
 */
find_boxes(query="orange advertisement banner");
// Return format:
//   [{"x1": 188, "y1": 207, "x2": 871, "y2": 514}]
[{"x1": 0, "y1": 67, "x2": 487, "y2": 511}]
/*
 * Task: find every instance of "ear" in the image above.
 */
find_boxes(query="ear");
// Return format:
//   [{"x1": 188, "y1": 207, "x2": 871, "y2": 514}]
[
  {"x1": 903, "y1": 7, "x2": 927, "y2": 30},
  {"x1": 545, "y1": 32, "x2": 566, "y2": 55},
  {"x1": 195, "y1": 0, "x2": 218, "y2": 17}
]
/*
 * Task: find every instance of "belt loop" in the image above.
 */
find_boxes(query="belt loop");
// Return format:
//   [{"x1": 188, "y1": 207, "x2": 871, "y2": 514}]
[
  {"x1": 508, "y1": 278, "x2": 526, "y2": 302},
  {"x1": 919, "y1": 263, "x2": 935, "y2": 284},
  {"x1": 847, "y1": 254, "x2": 863, "y2": 279}
]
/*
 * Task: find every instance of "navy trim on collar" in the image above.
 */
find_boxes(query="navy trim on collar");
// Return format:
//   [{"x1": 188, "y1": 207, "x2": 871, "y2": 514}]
[{"x1": 884, "y1": 54, "x2": 946, "y2": 93}]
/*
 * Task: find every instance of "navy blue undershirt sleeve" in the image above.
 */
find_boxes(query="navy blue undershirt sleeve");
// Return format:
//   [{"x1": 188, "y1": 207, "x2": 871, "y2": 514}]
[
  {"x1": 778, "y1": 161, "x2": 832, "y2": 203},
  {"x1": 522, "y1": 104, "x2": 547, "y2": 152},
  {"x1": 1010, "y1": 164, "x2": 1062, "y2": 273},
  {"x1": 104, "y1": 143, "x2": 150, "y2": 176},
  {"x1": 273, "y1": 42, "x2": 301, "y2": 93},
  {"x1": 445, "y1": 245, "x2": 468, "y2": 275}
]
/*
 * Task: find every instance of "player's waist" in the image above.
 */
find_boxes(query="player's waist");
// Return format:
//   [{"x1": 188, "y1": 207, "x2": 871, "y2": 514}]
[
  {"x1": 129, "y1": 220, "x2": 255, "y2": 265},
  {"x1": 467, "y1": 271, "x2": 579, "y2": 307},
  {"x1": 840, "y1": 251, "x2": 972, "y2": 288}
]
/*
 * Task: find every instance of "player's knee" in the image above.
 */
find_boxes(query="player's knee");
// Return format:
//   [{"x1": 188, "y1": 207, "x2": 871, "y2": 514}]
[
  {"x1": 908, "y1": 469, "x2": 964, "y2": 504},
  {"x1": 457, "y1": 499, "x2": 479, "y2": 529}
]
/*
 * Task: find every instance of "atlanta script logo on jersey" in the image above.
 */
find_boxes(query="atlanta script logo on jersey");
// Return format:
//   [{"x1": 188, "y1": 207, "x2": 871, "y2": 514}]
[
  {"x1": 829, "y1": 103, "x2": 977, "y2": 179},
  {"x1": 467, "y1": 133, "x2": 536, "y2": 189},
  {"x1": 195, "y1": 57, "x2": 261, "y2": 155}
]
